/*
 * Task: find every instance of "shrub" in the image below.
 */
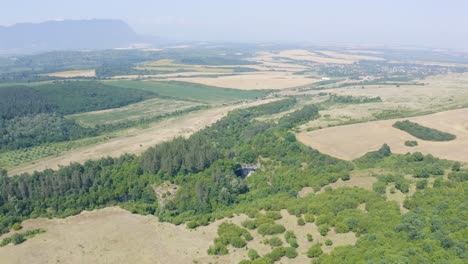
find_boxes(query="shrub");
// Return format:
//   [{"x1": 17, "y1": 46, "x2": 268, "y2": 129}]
[
  {"x1": 325, "y1": 239, "x2": 333, "y2": 246},
  {"x1": 12, "y1": 223, "x2": 22, "y2": 231},
  {"x1": 264, "y1": 211, "x2": 282, "y2": 220},
  {"x1": 269, "y1": 236, "x2": 283, "y2": 247},
  {"x1": 307, "y1": 233, "x2": 313, "y2": 242},
  {"x1": 284, "y1": 231, "x2": 296, "y2": 240},
  {"x1": 285, "y1": 247, "x2": 298, "y2": 259},
  {"x1": 297, "y1": 217, "x2": 305, "y2": 226},
  {"x1": 252, "y1": 257, "x2": 273, "y2": 264},
  {"x1": 395, "y1": 180, "x2": 410, "y2": 193},
  {"x1": 307, "y1": 243, "x2": 323, "y2": 258},
  {"x1": 416, "y1": 179, "x2": 428, "y2": 190},
  {"x1": 239, "y1": 260, "x2": 252, "y2": 264},
  {"x1": 208, "y1": 242, "x2": 228, "y2": 255},
  {"x1": 231, "y1": 236, "x2": 247, "y2": 248},
  {"x1": 304, "y1": 214, "x2": 315, "y2": 223},
  {"x1": 186, "y1": 221, "x2": 199, "y2": 229},
  {"x1": 265, "y1": 247, "x2": 286, "y2": 262},
  {"x1": 248, "y1": 249, "x2": 260, "y2": 260},
  {"x1": 257, "y1": 223, "x2": 286, "y2": 236},
  {"x1": 287, "y1": 237, "x2": 299, "y2": 248},
  {"x1": 11, "y1": 234, "x2": 26, "y2": 245},
  {"x1": 319, "y1": 225, "x2": 329, "y2": 236},
  {"x1": 452, "y1": 162, "x2": 461, "y2": 172},
  {"x1": 414, "y1": 168, "x2": 430, "y2": 178},
  {"x1": 404, "y1": 140, "x2": 418, "y2": 147},
  {"x1": 448, "y1": 170, "x2": 468, "y2": 182},
  {"x1": 373, "y1": 181, "x2": 387, "y2": 194},
  {"x1": 213, "y1": 222, "x2": 252, "y2": 250},
  {"x1": 341, "y1": 174, "x2": 351, "y2": 181},
  {"x1": 241, "y1": 220, "x2": 257, "y2": 230}
]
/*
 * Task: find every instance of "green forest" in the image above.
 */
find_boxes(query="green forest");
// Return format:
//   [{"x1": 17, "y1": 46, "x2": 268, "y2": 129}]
[
  {"x1": 0, "y1": 81, "x2": 156, "y2": 151},
  {"x1": 0, "y1": 99, "x2": 466, "y2": 263}
]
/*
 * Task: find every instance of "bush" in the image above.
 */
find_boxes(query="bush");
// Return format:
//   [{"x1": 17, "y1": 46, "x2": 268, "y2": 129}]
[
  {"x1": 297, "y1": 217, "x2": 305, "y2": 226},
  {"x1": 265, "y1": 247, "x2": 286, "y2": 262},
  {"x1": 319, "y1": 225, "x2": 329, "y2": 236},
  {"x1": 452, "y1": 162, "x2": 461, "y2": 172},
  {"x1": 404, "y1": 140, "x2": 418, "y2": 147},
  {"x1": 11, "y1": 234, "x2": 26, "y2": 245},
  {"x1": 287, "y1": 237, "x2": 299, "y2": 248},
  {"x1": 304, "y1": 213, "x2": 315, "y2": 223},
  {"x1": 269, "y1": 236, "x2": 283, "y2": 247},
  {"x1": 231, "y1": 236, "x2": 247, "y2": 248},
  {"x1": 395, "y1": 180, "x2": 410, "y2": 193},
  {"x1": 325, "y1": 239, "x2": 333, "y2": 246},
  {"x1": 12, "y1": 223, "x2": 22, "y2": 231},
  {"x1": 264, "y1": 211, "x2": 282, "y2": 220},
  {"x1": 284, "y1": 231, "x2": 296, "y2": 240},
  {"x1": 248, "y1": 248, "x2": 260, "y2": 260},
  {"x1": 373, "y1": 181, "x2": 387, "y2": 194},
  {"x1": 186, "y1": 221, "x2": 199, "y2": 229},
  {"x1": 207, "y1": 242, "x2": 228, "y2": 255},
  {"x1": 307, "y1": 233, "x2": 313, "y2": 242},
  {"x1": 241, "y1": 220, "x2": 257, "y2": 230},
  {"x1": 251, "y1": 258, "x2": 272, "y2": 264},
  {"x1": 239, "y1": 260, "x2": 252, "y2": 264},
  {"x1": 257, "y1": 223, "x2": 286, "y2": 236},
  {"x1": 285, "y1": 247, "x2": 298, "y2": 259},
  {"x1": 307, "y1": 243, "x2": 323, "y2": 258},
  {"x1": 341, "y1": 174, "x2": 351, "y2": 181},
  {"x1": 416, "y1": 179, "x2": 428, "y2": 190}
]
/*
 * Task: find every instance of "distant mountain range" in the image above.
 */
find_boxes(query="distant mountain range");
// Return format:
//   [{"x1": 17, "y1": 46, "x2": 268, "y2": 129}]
[{"x1": 0, "y1": 19, "x2": 155, "y2": 54}]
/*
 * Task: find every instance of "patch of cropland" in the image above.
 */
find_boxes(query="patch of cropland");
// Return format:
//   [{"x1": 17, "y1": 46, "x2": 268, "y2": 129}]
[
  {"x1": 67, "y1": 97, "x2": 204, "y2": 127},
  {"x1": 393, "y1": 120, "x2": 456, "y2": 141},
  {"x1": 108, "y1": 80, "x2": 268, "y2": 103}
]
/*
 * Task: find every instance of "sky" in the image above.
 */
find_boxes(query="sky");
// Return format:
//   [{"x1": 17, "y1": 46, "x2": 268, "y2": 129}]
[{"x1": 1, "y1": 0, "x2": 468, "y2": 49}]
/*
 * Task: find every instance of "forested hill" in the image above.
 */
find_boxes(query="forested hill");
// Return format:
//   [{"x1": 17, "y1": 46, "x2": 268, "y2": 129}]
[{"x1": 0, "y1": 19, "x2": 141, "y2": 54}]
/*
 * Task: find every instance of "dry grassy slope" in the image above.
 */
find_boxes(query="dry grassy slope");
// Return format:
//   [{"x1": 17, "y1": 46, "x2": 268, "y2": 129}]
[
  {"x1": 0, "y1": 207, "x2": 357, "y2": 264},
  {"x1": 297, "y1": 108, "x2": 468, "y2": 162}
]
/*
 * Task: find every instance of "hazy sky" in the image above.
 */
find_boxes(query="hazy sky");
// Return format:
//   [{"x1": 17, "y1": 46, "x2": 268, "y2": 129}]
[{"x1": 2, "y1": 0, "x2": 468, "y2": 49}]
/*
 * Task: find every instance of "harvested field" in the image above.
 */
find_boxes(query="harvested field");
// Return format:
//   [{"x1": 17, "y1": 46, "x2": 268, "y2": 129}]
[
  {"x1": 256, "y1": 50, "x2": 353, "y2": 64},
  {"x1": 165, "y1": 72, "x2": 320, "y2": 90},
  {"x1": 42, "y1": 69, "x2": 96, "y2": 78},
  {"x1": 9, "y1": 99, "x2": 279, "y2": 175},
  {"x1": 67, "y1": 97, "x2": 202, "y2": 127},
  {"x1": 297, "y1": 108, "x2": 468, "y2": 162}
]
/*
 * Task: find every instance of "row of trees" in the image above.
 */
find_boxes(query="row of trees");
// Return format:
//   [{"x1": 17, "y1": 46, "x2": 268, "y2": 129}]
[{"x1": 393, "y1": 120, "x2": 456, "y2": 141}]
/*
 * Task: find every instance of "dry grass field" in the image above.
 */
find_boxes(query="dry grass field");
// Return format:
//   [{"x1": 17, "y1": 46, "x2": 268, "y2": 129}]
[
  {"x1": 0, "y1": 207, "x2": 357, "y2": 264},
  {"x1": 42, "y1": 69, "x2": 96, "y2": 78},
  {"x1": 297, "y1": 108, "x2": 468, "y2": 162},
  {"x1": 9, "y1": 99, "x2": 279, "y2": 175},
  {"x1": 165, "y1": 72, "x2": 320, "y2": 90}
]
